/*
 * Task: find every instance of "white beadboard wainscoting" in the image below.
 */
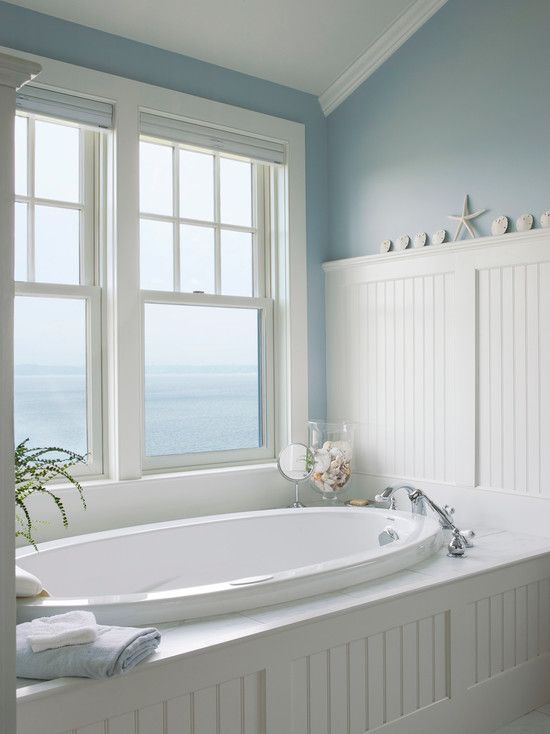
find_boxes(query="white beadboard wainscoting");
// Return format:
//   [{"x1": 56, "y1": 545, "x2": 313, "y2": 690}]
[
  {"x1": 16, "y1": 531, "x2": 550, "y2": 734},
  {"x1": 324, "y1": 230, "x2": 550, "y2": 506}
]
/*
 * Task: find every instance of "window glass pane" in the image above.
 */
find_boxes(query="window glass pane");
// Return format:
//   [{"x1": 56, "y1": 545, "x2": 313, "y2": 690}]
[
  {"x1": 140, "y1": 219, "x2": 174, "y2": 290},
  {"x1": 35, "y1": 205, "x2": 80, "y2": 284},
  {"x1": 179, "y1": 149, "x2": 214, "y2": 221},
  {"x1": 180, "y1": 225, "x2": 215, "y2": 293},
  {"x1": 14, "y1": 202, "x2": 27, "y2": 281},
  {"x1": 221, "y1": 230, "x2": 253, "y2": 296},
  {"x1": 15, "y1": 115, "x2": 27, "y2": 196},
  {"x1": 14, "y1": 296, "x2": 87, "y2": 458},
  {"x1": 220, "y1": 158, "x2": 252, "y2": 226},
  {"x1": 35, "y1": 120, "x2": 80, "y2": 203},
  {"x1": 140, "y1": 141, "x2": 173, "y2": 216},
  {"x1": 144, "y1": 304, "x2": 261, "y2": 456}
]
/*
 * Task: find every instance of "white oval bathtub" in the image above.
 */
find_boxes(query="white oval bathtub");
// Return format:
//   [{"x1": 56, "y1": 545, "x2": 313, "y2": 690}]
[{"x1": 16, "y1": 507, "x2": 442, "y2": 625}]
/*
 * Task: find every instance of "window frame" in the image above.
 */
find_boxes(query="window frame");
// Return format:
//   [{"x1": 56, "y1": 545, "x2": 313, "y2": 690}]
[
  {"x1": 4, "y1": 48, "x2": 309, "y2": 488},
  {"x1": 14, "y1": 111, "x2": 104, "y2": 477},
  {"x1": 139, "y1": 134, "x2": 275, "y2": 470}
]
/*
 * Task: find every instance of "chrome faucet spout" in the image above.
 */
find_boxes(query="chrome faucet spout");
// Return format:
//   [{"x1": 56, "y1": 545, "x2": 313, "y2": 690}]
[
  {"x1": 374, "y1": 483, "x2": 476, "y2": 557},
  {"x1": 374, "y1": 485, "x2": 424, "y2": 513}
]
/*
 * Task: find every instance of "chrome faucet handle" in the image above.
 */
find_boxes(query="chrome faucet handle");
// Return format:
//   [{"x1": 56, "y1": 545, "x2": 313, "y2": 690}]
[
  {"x1": 374, "y1": 487, "x2": 396, "y2": 507},
  {"x1": 460, "y1": 529, "x2": 475, "y2": 548},
  {"x1": 447, "y1": 529, "x2": 467, "y2": 557}
]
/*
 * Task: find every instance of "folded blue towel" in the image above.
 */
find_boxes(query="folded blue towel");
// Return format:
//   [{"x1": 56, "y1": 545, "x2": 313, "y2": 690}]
[{"x1": 16, "y1": 621, "x2": 161, "y2": 680}]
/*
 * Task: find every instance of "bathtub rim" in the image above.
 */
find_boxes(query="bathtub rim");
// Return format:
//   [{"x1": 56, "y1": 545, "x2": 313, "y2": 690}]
[{"x1": 16, "y1": 506, "x2": 442, "y2": 622}]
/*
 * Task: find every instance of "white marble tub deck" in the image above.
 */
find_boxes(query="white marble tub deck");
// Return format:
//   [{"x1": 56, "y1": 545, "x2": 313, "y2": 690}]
[
  {"x1": 16, "y1": 526, "x2": 550, "y2": 702},
  {"x1": 493, "y1": 704, "x2": 550, "y2": 733}
]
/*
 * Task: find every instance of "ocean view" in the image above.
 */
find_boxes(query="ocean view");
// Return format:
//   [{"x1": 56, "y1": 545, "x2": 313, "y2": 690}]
[{"x1": 14, "y1": 367, "x2": 261, "y2": 458}]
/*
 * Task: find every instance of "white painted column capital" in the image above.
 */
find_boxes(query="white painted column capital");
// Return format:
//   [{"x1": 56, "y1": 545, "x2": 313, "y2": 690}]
[{"x1": 0, "y1": 52, "x2": 41, "y2": 89}]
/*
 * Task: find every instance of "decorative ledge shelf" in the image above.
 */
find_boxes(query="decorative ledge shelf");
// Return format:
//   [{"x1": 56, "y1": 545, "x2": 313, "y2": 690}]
[{"x1": 322, "y1": 227, "x2": 550, "y2": 272}]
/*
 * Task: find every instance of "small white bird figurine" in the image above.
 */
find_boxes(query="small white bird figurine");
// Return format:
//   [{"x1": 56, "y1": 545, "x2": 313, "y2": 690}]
[{"x1": 448, "y1": 194, "x2": 486, "y2": 241}]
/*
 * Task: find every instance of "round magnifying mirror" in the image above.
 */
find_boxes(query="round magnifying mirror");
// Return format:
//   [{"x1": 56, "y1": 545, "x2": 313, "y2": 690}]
[{"x1": 277, "y1": 443, "x2": 312, "y2": 508}]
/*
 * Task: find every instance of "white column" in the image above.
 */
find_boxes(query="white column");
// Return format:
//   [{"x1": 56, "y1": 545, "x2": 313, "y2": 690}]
[{"x1": 0, "y1": 52, "x2": 40, "y2": 734}]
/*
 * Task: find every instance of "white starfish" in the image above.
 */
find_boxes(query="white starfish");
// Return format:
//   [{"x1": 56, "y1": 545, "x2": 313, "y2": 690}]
[{"x1": 448, "y1": 194, "x2": 486, "y2": 241}]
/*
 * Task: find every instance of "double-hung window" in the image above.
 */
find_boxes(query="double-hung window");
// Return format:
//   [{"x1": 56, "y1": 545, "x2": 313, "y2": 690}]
[
  {"x1": 13, "y1": 87, "x2": 110, "y2": 476},
  {"x1": 12, "y1": 78, "x2": 297, "y2": 479},
  {"x1": 139, "y1": 113, "x2": 282, "y2": 470}
]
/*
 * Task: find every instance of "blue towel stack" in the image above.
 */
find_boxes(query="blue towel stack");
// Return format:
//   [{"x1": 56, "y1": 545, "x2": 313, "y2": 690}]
[{"x1": 17, "y1": 620, "x2": 161, "y2": 680}]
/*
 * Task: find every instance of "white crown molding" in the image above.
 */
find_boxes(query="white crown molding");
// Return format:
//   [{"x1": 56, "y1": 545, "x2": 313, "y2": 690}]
[
  {"x1": 322, "y1": 228, "x2": 550, "y2": 272},
  {"x1": 0, "y1": 52, "x2": 41, "y2": 89},
  {"x1": 319, "y1": 0, "x2": 448, "y2": 116}
]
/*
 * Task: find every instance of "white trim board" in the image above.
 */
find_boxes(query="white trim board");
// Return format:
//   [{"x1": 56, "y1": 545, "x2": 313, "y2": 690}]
[
  {"x1": 322, "y1": 227, "x2": 550, "y2": 271},
  {"x1": 319, "y1": 0, "x2": 449, "y2": 116}
]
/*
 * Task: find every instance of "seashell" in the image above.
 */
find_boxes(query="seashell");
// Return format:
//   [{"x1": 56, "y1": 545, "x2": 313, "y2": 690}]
[
  {"x1": 379, "y1": 239, "x2": 391, "y2": 253},
  {"x1": 396, "y1": 234, "x2": 410, "y2": 251},
  {"x1": 540, "y1": 211, "x2": 550, "y2": 228},
  {"x1": 432, "y1": 229, "x2": 446, "y2": 245},
  {"x1": 516, "y1": 213, "x2": 533, "y2": 232},
  {"x1": 413, "y1": 232, "x2": 427, "y2": 248},
  {"x1": 491, "y1": 216, "x2": 508, "y2": 236}
]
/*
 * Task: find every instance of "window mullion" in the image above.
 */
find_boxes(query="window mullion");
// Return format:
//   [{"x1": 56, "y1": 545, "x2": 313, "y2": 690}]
[
  {"x1": 27, "y1": 116, "x2": 35, "y2": 283},
  {"x1": 172, "y1": 145, "x2": 181, "y2": 292},
  {"x1": 115, "y1": 100, "x2": 142, "y2": 479},
  {"x1": 214, "y1": 154, "x2": 221, "y2": 295}
]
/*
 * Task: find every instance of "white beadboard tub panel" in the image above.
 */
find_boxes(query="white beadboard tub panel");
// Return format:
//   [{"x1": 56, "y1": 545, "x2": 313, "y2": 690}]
[
  {"x1": 290, "y1": 612, "x2": 449, "y2": 733},
  {"x1": 17, "y1": 554, "x2": 550, "y2": 734},
  {"x1": 59, "y1": 671, "x2": 264, "y2": 734},
  {"x1": 325, "y1": 231, "x2": 550, "y2": 497},
  {"x1": 469, "y1": 577, "x2": 550, "y2": 687}
]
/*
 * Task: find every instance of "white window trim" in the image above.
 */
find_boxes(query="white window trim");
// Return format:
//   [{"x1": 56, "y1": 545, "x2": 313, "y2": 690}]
[{"x1": 2, "y1": 46, "x2": 308, "y2": 483}]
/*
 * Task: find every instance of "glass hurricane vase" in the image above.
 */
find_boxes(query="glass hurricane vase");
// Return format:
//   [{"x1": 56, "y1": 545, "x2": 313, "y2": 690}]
[{"x1": 307, "y1": 420, "x2": 354, "y2": 503}]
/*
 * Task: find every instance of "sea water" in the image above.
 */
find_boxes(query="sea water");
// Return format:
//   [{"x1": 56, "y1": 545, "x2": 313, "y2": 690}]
[{"x1": 14, "y1": 368, "x2": 260, "y2": 459}]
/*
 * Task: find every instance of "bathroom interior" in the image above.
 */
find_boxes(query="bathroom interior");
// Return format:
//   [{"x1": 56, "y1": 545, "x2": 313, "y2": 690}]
[{"x1": 1, "y1": 1, "x2": 550, "y2": 732}]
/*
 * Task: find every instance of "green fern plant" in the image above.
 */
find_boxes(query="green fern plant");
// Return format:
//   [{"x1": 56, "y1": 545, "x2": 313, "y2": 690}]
[{"x1": 15, "y1": 439, "x2": 86, "y2": 550}]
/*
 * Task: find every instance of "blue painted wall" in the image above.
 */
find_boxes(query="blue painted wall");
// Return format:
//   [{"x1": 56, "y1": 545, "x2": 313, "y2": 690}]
[
  {"x1": 0, "y1": 1, "x2": 328, "y2": 419},
  {"x1": 328, "y1": 0, "x2": 550, "y2": 259}
]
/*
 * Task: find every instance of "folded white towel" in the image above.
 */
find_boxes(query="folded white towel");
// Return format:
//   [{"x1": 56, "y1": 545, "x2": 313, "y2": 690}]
[
  {"x1": 28, "y1": 611, "x2": 98, "y2": 653},
  {"x1": 15, "y1": 565, "x2": 43, "y2": 598}
]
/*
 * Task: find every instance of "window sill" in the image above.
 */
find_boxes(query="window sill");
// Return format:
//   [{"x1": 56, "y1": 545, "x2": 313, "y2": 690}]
[{"x1": 50, "y1": 460, "x2": 278, "y2": 494}]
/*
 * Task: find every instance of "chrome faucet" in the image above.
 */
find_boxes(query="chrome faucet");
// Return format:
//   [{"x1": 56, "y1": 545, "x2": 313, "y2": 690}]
[{"x1": 374, "y1": 485, "x2": 475, "y2": 557}]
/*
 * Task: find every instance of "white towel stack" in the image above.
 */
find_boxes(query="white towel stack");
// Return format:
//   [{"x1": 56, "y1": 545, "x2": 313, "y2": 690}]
[{"x1": 28, "y1": 611, "x2": 98, "y2": 653}]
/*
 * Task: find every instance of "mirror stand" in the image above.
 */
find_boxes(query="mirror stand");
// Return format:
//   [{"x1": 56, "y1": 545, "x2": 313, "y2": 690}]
[
  {"x1": 289, "y1": 482, "x2": 306, "y2": 509},
  {"x1": 277, "y1": 443, "x2": 312, "y2": 509}
]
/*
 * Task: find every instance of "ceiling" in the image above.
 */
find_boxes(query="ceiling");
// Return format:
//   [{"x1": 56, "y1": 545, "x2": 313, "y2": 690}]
[{"x1": 8, "y1": 0, "x2": 445, "y2": 111}]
